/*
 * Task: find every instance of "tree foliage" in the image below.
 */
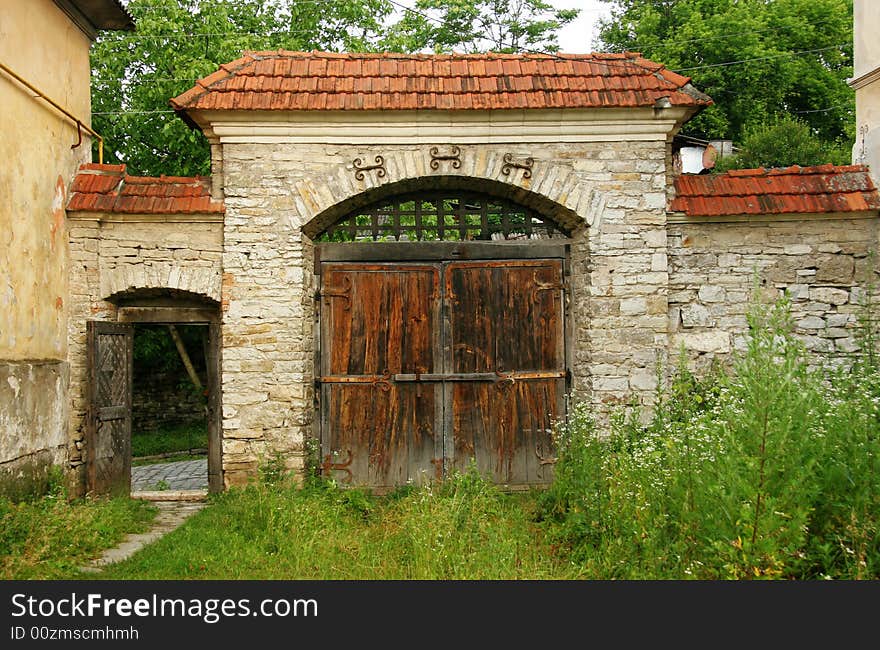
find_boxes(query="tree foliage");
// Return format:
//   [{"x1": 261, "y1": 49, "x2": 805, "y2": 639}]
[
  {"x1": 596, "y1": 0, "x2": 854, "y2": 147},
  {"x1": 715, "y1": 114, "x2": 852, "y2": 171},
  {"x1": 92, "y1": 0, "x2": 397, "y2": 176},
  {"x1": 382, "y1": 0, "x2": 579, "y2": 54},
  {"x1": 92, "y1": 0, "x2": 578, "y2": 176}
]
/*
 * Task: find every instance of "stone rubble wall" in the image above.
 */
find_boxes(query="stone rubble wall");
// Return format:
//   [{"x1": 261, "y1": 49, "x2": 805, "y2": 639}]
[
  {"x1": 668, "y1": 217, "x2": 880, "y2": 371},
  {"x1": 219, "y1": 141, "x2": 670, "y2": 484},
  {"x1": 66, "y1": 217, "x2": 222, "y2": 496}
]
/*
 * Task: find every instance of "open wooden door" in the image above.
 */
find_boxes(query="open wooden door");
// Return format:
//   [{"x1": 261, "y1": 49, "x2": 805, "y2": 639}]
[
  {"x1": 206, "y1": 321, "x2": 223, "y2": 493},
  {"x1": 86, "y1": 321, "x2": 133, "y2": 496}
]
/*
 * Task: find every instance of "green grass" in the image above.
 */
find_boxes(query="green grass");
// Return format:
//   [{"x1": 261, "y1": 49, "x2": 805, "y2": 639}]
[
  {"x1": 132, "y1": 421, "x2": 208, "y2": 459},
  {"x1": 0, "y1": 486, "x2": 157, "y2": 579},
  {"x1": 5, "y1": 296, "x2": 878, "y2": 581},
  {"x1": 98, "y1": 472, "x2": 582, "y2": 580}
]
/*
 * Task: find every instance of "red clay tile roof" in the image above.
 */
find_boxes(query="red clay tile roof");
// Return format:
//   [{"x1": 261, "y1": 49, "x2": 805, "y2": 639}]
[
  {"x1": 670, "y1": 165, "x2": 880, "y2": 217},
  {"x1": 169, "y1": 51, "x2": 713, "y2": 112},
  {"x1": 67, "y1": 163, "x2": 224, "y2": 214}
]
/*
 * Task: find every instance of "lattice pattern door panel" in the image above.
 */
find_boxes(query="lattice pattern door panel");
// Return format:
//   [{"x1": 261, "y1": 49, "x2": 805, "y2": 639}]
[{"x1": 87, "y1": 321, "x2": 133, "y2": 496}]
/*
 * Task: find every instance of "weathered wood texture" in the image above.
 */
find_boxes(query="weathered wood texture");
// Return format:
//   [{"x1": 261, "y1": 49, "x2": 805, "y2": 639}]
[
  {"x1": 206, "y1": 321, "x2": 223, "y2": 494},
  {"x1": 447, "y1": 260, "x2": 564, "y2": 484},
  {"x1": 86, "y1": 321, "x2": 133, "y2": 496},
  {"x1": 319, "y1": 258, "x2": 565, "y2": 488}
]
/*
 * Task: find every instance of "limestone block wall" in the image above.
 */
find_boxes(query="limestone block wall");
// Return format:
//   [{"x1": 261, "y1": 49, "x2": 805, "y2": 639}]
[
  {"x1": 668, "y1": 216, "x2": 880, "y2": 370},
  {"x1": 219, "y1": 139, "x2": 671, "y2": 483},
  {"x1": 66, "y1": 215, "x2": 222, "y2": 495}
]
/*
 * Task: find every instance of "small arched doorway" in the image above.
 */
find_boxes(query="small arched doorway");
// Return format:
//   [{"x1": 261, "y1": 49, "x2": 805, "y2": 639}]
[
  {"x1": 313, "y1": 187, "x2": 572, "y2": 490},
  {"x1": 85, "y1": 289, "x2": 222, "y2": 496}
]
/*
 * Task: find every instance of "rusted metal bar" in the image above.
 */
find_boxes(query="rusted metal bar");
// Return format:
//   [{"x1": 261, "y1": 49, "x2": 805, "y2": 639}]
[{"x1": 391, "y1": 371, "x2": 565, "y2": 382}]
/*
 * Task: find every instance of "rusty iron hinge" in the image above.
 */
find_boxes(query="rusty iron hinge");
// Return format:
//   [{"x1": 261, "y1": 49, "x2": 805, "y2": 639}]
[
  {"x1": 318, "y1": 276, "x2": 352, "y2": 310},
  {"x1": 321, "y1": 449, "x2": 353, "y2": 483}
]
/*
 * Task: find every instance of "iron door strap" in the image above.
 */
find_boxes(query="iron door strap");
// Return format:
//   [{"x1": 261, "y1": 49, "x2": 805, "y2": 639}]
[
  {"x1": 390, "y1": 371, "x2": 564, "y2": 382},
  {"x1": 318, "y1": 371, "x2": 565, "y2": 384}
]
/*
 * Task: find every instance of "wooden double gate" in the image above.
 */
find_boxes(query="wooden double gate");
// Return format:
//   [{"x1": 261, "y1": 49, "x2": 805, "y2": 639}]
[{"x1": 317, "y1": 248, "x2": 569, "y2": 489}]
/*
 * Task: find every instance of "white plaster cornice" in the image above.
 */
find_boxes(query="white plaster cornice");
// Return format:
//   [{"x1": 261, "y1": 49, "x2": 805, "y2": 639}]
[
  {"x1": 848, "y1": 65, "x2": 880, "y2": 90},
  {"x1": 191, "y1": 108, "x2": 695, "y2": 145}
]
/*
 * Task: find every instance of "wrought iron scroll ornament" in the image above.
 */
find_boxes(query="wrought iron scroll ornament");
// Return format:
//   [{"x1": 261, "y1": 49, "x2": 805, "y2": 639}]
[
  {"x1": 352, "y1": 155, "x2": 386, "y2": 180},
  {"x1": 429, "y1": 146, "x2": 462, "y2": 170},
  {"x1": 501, "y1": 153, "x2": 535, "y2": 179}
]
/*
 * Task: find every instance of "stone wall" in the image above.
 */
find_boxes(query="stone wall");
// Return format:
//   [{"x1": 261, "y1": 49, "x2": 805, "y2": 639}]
[
  {"x1": 219, "y1": 139, "x2": 671, "y2": 484},
  {"x1": 668, "y1": 216, "x2": 880, "y2": 370},
  {"x1": 132, "y1": 369, "x2": 206, "y2": 436},
  {"x1": 66, "y1": 215, "x2": 222, "y2": 495}
]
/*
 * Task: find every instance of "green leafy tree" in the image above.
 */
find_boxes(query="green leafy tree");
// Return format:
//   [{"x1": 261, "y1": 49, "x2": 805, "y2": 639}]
[
  {"x1": 92, "y1": 0, "x2": 396, "y2": 176},
  {"x1": 596, "y1": 0, "x2": 854, "y2": 146},
  {"x1": 382, "y1": 0, "x2": 579, "y2": 53},
  {"x1": 715, "y1": 114, "x2": 852, "y2": 171},
  {"x1": 92, "y1": 0, "x2": 578, "y2": 176}
]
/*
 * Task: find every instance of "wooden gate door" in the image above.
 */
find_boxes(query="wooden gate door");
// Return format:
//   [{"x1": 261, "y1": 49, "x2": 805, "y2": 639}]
[
  {"x1": 446, "y1": 260, "x2": 565, "y2": 485},
  {"x1": 206, "y1": 321, "x2": 223, "y2": 493},
  {"x1": 319, "y1": 258, "x2": 565, "y2": 489},
  {"x1": 86, "y1": 321, "x2": 134, "y2": 496},
  {"x1": 319, "y1": 264, "x2": 443, "y2": 488}
]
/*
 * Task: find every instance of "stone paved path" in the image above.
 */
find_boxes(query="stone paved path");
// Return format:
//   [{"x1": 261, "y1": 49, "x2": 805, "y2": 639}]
[
  {"x1": 131, "y1": 458, "x2": 208, "y2": 491},
  {"x1": 82, "y1": 501, "x2": 205, "y2": 572}
]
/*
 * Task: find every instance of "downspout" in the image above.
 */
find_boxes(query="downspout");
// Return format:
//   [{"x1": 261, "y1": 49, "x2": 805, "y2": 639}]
[{"x1": 0, "y1": 60, "x2": 104, "y2": 164}]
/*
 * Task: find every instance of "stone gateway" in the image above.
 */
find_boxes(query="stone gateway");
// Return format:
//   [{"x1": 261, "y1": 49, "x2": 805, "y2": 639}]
[{"x1": 63, "y1": 52, "x2": 880, "y2": 494}]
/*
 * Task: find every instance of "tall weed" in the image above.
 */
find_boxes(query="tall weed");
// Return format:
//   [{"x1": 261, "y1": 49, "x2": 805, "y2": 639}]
[{"x1": 539, "y1": 295, "x2": 880, "y2": 579}]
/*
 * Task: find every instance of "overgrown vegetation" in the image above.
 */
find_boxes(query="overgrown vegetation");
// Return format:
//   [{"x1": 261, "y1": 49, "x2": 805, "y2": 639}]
[
  {"x1": 537, "y1": 296, "x2": 879, "y2": 579},
  {"x1": 7, "y1": 296, "x2": 877, "y2": 580},
  {"x1": 99, "y1": 469, "x2": 574, "y2": 580},
  {"x1": 132, "y1": 421, "x2": 209, "y2": 460},
  {"x1": 0, "y1": 474, "x2": 156, "y2": 579},
  {"x1": 714, "y1": 114, "x2": 852, "y2": 172}
]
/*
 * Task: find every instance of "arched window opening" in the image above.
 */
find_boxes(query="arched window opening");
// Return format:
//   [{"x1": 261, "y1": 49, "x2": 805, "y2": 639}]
[{"x1": 316, "y1": 191, "x2": 570, "y2": 242}]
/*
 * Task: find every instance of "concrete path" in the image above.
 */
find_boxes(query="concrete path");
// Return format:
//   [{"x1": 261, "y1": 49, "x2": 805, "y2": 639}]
[
  {"x1": 81, "y1": 500, "x2": 205, "y2": 572},
  {"x1": 131, "y1": 457, "x2": 207, "y2": 491}
]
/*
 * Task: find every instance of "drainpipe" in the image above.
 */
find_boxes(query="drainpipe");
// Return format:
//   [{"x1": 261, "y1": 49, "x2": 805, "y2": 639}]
[{"x1": 0, "y1": 60, "x2": 104, "y2": 164}]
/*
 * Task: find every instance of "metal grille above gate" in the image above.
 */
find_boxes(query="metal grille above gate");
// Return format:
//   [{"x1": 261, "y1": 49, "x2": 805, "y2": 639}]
[{"x1": 317, "y1": 191, "x2": 570, "y2": 242}]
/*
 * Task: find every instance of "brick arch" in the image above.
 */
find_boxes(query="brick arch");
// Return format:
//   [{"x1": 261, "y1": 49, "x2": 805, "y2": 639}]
[
  {"x1": 294, "y1": 149, "x2": 592, "y2": 239},
  {"x1": 101, "y1": 263, "x2": 221, "y2": 304}
]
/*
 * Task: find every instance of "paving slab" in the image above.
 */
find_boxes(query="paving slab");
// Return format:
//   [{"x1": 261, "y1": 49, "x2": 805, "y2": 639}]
[
  {"x1": 81, "y1": 501, "x2": 205, "y2": 572},
  {"x1": 131, "y1": 458, "x2": 208, "y2": 491}
]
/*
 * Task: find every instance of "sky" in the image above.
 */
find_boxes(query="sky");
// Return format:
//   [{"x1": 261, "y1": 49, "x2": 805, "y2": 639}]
[{"x1": 552, "y1": 0, "x2": 614, "y2": 53}]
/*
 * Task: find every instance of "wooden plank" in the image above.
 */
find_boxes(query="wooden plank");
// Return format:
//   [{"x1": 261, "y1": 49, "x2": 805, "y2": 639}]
[
  {"x1": 445, "y1": 259, "x2": 564, "y2": 485},
  {"x1": 96, "y1": 405, "x2": 127, "y2": 421},
  {"x1": 316, "y1": 241, "x2": 570, "y2": 264},
  {"x1": 206, "y1": 321, "x2": 223, "y2": 494},
  {"x1": 320, "y1": 262, "x2": 441, "y2": 487},
  {"x1": 117, "y1": 307, "x2": 219, "y2": 323}
]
